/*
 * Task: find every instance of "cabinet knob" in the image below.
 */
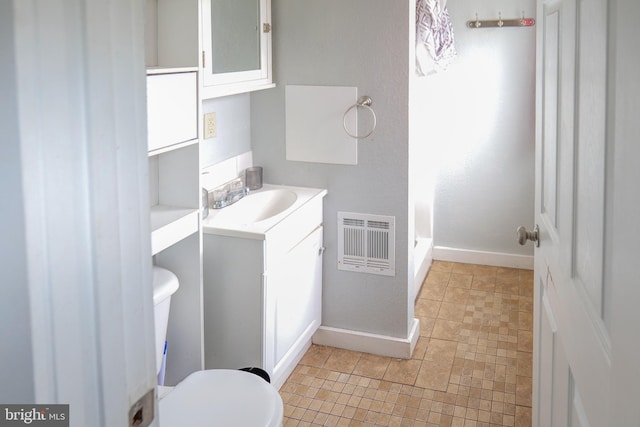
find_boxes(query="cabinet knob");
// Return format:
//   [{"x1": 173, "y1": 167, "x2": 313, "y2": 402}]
[
  {"x1": 263, "y1": 23, "x2": 272, "y2": 33},
  {"x1": 318, "y1": 246, "x2": 325, "y2": 256}
]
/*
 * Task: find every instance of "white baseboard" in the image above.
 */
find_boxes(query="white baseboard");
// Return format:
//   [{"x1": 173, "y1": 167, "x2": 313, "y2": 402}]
[
  {"x1": 432, "y1": 246, "x2": 534, "y2": 270},
  {"x1": 414, "y1": 238, "x2": 433, "y2": 300},
  {"x1": 272, "y1": 340, "x2": 311, "y2": 391},
  {"x1": 272, "y1": 320, "x2": 317, "y2": 390},
  {"x1": 312, "y1": 318, "x2": 420, "y2": 359}
]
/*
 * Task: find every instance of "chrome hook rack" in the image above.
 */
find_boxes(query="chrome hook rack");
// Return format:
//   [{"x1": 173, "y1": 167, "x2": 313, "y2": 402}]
[{"x1": 467, "y1": 11, "x2": 535, "y2": 29}]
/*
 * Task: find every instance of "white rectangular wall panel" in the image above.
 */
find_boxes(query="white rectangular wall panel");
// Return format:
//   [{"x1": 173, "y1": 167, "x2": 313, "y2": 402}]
[{"x1": 285, "y1": 85, "x2": 358, "y2": 165}]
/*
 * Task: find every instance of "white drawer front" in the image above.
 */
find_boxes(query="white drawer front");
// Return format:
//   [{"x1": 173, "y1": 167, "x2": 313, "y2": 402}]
[{"x1": 147, "y1": 71, "x2": 197, "y2": 152}]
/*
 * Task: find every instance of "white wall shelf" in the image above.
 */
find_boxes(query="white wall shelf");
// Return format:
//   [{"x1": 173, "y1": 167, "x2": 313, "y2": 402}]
[
  {"x1": 146, "y1": 66, "x2": 203, "y2": 385},
  {"x1": 148, "y1": 139, "x2": 198, "y2": 158},
  {"x1": 147, "y1": 66, "x2": 198, "y2": 75},
  {"x1": 200, "y1": 82, "x2": 275, "y2": 100},
  {"x1": 150, "y1": 207, "x2": 199, "y2": 256}
]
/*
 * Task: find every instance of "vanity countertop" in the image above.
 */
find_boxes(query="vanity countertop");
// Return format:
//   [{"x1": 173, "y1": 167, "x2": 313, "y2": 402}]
[{"x1": 202, "y1": 184, "x2": 327, "y2": 240}]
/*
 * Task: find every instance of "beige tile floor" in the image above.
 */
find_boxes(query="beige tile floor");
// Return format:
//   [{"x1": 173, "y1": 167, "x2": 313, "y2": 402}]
[{"x1": 280, "y1": 261, "x2": 533, "y2": 427}]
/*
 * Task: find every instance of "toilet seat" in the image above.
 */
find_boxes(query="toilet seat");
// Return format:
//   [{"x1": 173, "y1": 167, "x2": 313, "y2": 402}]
[{"x1": 159, "y1": 369, "x2": 283, "y2": 426}]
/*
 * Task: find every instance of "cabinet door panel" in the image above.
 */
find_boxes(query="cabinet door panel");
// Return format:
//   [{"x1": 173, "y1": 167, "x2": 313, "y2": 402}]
[
  {"x1": 147, "y1": 72, "x2": 197, "y2": 152},
  {"x1": 200, "y1": 0, "x2": 273, "y2": 98},
  {"x1": 273, "y1": 227, "x2": 323, "y2": 364}
]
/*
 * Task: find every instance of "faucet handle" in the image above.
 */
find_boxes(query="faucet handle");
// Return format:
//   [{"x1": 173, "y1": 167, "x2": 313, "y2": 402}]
[
  {"x1": 210, "y1": 177, "x2": 249, "y2": 209},
  {"x1": 212, "y1": 188, "x2": 227, "y2": 203},
  {"x1": 228, "y1": 177, "x2": 245, "y2": 191}
]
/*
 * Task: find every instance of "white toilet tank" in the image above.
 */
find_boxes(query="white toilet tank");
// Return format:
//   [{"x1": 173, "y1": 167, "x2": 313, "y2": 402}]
[{"x1": 152, "y1": 266, "x2": 180, "y2": 375}]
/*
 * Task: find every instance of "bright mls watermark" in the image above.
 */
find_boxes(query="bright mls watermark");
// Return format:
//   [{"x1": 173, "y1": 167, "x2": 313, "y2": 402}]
[{"x1": 0, "y1": 405, "x2": 68, "y2": 426}]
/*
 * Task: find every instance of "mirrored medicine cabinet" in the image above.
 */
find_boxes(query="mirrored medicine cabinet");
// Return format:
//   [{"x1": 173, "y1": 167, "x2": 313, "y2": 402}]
[{"x1": 201, "y1": 0, "x2": 274, "y2": 98}]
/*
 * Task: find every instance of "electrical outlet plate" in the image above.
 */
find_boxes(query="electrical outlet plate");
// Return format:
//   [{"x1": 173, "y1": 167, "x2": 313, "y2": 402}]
[
  {"x1": 129, "y1": 388, "x2": 154, "y2": 427},
  {"x1": 204, "y1": 112, "x2": 217, "y2": 139}
]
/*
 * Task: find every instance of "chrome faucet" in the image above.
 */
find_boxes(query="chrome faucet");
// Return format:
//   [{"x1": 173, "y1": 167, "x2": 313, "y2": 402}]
[{"x1": 211, "y1": 178, "x2": 249, "y2": 209}]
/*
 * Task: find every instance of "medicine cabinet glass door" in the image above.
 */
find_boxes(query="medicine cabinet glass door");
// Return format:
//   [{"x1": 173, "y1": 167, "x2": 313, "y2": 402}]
[{"x1": 201, "y1": 0, "x2": 272, "y2": 96}]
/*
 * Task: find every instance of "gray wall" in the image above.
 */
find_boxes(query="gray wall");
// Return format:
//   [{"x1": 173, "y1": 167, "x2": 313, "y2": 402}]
[
  {"x1": 251, "y1": 0, "x2": 414, "y2": 339},
  {"x1": 202, "y1": 0, "x2": 535, "y2": 340},
  {"x1": 201, "y1": 93, "x2": 252, "y2": 168},
  {"x1": 428, "y1": 0, "x2": 536, "y2": 256}
]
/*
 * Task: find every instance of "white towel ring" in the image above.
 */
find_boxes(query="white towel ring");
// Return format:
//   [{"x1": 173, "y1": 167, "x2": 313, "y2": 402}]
[{"x1": 343, "y1": 96, "x2": 377, "y2": 139}]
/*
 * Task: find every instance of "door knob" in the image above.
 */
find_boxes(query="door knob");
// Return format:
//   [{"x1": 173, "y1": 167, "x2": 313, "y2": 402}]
[{"x1": 517, "y1": 224, "x2": 540, "y2": 247}]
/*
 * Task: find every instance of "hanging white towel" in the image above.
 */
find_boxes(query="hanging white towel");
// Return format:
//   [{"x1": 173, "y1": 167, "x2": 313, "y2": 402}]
[{"x1": 416, "y1": 0, "x2": 456, "y2": 75}]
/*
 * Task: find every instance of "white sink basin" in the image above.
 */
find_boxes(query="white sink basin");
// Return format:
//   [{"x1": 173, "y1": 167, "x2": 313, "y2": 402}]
[
  {"x1": 212, "y1": 189, "x2": 298, "y2": 225},
  {"x1": 203, "y1": 184, "x2": 328, "y2": 239}
]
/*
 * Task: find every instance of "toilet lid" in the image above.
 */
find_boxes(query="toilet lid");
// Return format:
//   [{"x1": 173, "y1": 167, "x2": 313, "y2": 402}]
[{"x1": 159, "y1": 370, "x2": 283, "y2": 427}]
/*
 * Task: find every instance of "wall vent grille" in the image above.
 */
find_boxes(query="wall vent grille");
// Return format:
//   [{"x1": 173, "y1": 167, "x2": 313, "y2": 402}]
[{"x1": 338, "y1": 212, "x2": 395, "y2": 276}]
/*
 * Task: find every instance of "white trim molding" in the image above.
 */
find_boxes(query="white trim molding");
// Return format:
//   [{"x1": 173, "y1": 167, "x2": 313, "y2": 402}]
[
  {"x1": 272, "y1": 321, "x2": 317, "y2": 391},
  {"x1": 433, "y1": 246, "x2": 534, "y2": 270},
  {"x1": 312, "y1": 319, "x2": 420, "y2": 359},
  {"x1": 414, "y1": 237, "x2": 433, "y2": 300}
]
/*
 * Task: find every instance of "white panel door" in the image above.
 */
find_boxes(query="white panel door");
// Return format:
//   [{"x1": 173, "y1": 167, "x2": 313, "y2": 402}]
[{"x1": 532, "y1": 0, "x2": 640, "y2": 425}]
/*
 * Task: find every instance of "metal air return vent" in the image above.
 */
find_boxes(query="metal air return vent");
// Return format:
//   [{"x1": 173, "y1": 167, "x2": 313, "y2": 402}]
[{"x1": 337, "y1": 212, "x2": 395, "y2": 276}]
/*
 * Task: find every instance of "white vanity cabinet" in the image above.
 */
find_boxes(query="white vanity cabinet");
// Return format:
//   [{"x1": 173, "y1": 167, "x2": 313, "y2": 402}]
[
  {"x1": 202, "y1": 192, "x2": 324, "y2": 389},
  {"x1": 200, "y1": 0, "x2": 274, "y2": 98}
]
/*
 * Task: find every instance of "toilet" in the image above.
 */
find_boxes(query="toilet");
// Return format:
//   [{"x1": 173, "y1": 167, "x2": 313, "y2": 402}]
[{"x1": 152, "y1": 266, "x2": 283, "y2": 426}]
